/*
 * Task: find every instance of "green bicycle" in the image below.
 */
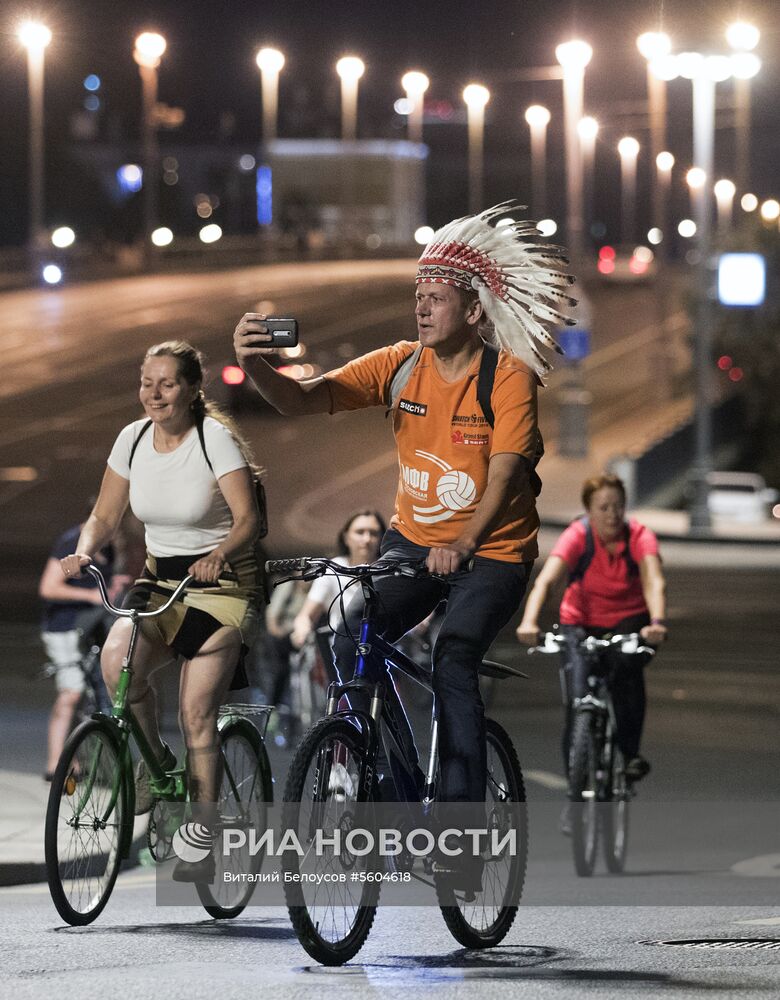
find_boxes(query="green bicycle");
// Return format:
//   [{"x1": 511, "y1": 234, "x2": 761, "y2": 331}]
[{"x1": 44, "y1": 564, "x2": 273, "y2": 926}]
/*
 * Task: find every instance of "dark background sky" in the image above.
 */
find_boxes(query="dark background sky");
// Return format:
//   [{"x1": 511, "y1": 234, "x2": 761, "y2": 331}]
[{"x1": 1, "y1": 0, "x2": 778, "y2": 243}]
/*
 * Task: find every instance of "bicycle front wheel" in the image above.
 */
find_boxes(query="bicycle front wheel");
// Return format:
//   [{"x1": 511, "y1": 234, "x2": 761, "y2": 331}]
[
  {"x1": 283, "y1": 717, "x2": 380, "y2": 966},
  {"x1": 602, "y1": 741, "x2": 630, "y2": 873},
  {"x1": 197, "y1": 718, "x2": 272, "y2": 919},
  {"x1": 437, "y1": 718, "x2": 528, "y2": 948},
  {"x1": 45, "y1": 719, "x2": 128, "y2": 925},
  {"x1": 569, "y1": 711, "x2": 599, "y2": 877}
]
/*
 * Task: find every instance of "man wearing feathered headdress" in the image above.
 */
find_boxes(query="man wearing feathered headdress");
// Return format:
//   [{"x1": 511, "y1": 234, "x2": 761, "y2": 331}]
[{"x1": 234, "y1": 203, "x2": 575, "y2": 886}]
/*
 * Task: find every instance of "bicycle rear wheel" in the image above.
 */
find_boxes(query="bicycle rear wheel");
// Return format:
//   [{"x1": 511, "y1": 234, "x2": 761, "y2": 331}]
[
  {"x1": 283, "y1": 717, "x2": 380, "y2": 966},
  {"x1": 569, "y1": 711, "x2": 599, "y2": 877},
  {"x1": 602, "y1": 742, "x2": 630, "y2": 873},
  {"x1": 437, "y1": 718, "x2": 528, "y2": 948},
  {"x1": 197, "y1": 718, "x2": 272, "y2": 919},
  {"x1": 45, "y1": 719, "x2": 129, "y2": 925}
]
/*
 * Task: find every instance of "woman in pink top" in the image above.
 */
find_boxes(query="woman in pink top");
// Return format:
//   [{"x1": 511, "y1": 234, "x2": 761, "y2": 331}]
[{"x1": 516, "y1": 474, "x2": 667, "y2": 783}]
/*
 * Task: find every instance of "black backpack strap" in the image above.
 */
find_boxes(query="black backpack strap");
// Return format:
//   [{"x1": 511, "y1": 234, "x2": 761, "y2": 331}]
[
  {"x1": 569, "y1": 517, "x2": 594, "y2": 583},
  {"x1": 476, "y1": 342, "x2": 499, "y2": 429},
  {"x1": 195, "y1": 416, "x2": 215, "y2": 474},
  {"x1": 128, "y1": 420, "x2": 152, "y2": 469}
]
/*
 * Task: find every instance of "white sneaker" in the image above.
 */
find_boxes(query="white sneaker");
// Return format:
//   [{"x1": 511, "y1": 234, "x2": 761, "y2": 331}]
[{"x1": 328, "y1": 763, "x2": 355, "y2": 801}]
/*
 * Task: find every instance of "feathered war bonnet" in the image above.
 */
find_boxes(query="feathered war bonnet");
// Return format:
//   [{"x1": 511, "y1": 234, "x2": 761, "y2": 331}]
[{"x1": 415, "y1": 202, "x2": 577, "y2": 379}]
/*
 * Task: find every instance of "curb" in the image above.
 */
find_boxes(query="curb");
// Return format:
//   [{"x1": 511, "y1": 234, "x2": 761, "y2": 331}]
[{"x1": 0, "y1": 819, "x2": 149, "y2": 889}]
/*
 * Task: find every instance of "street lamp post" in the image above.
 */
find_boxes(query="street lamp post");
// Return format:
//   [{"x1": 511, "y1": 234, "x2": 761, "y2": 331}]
[
  {"x1": 655, "y1": 151, "x2": 674, "y2": 255},
  {"x1": 714, "y1": 179, "x2": 736, "y2": 233},
  {"x1": 555, "y1": 40, "x2": 592, "y2": 262},
  {"x1": 726, "y1": 22, "x2": 760, "y2": 196},
  {"x1": 133, "y1": 32, "x2": 166, "y2": 267},
  {"x1": 651, "y1": 51, "x2": 754, "y2": 533},
  {"x1": 462, "y1": 84, "x2": 490, "y2": 213},
  {"x1": 617, "y1": 137, "x2": 640, "y2": 244},
  {"x1": 577, "y1": 116, "x2": 598, "y2": 235},
  {"x1": 524, "y1": 105, "x2": 550, "y2": 218},
  {"x1": 637, "y1": 32, "x2": 671, "y2": 236},
  {"x1": 402, "y1": 71, "x2": 429, "y2": 144},
  {"x1": 17, "y1": 21, "x2": 52, "y2": 260},
  {"x1": 255, "y1": 47, "x2": 285, "y2": 143},
  {"x1": 336, "y1": 56, "x2": 365, "y2": 141}
]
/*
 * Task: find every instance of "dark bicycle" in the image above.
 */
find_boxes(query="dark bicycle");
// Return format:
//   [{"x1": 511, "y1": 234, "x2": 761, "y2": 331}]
[
  {"x1": 44, "y1": 564, "x2": 274, "y2": 926},
  {"x1": 268, "y1": 555, "x2": 528, "y2": 966},
  {"x1": 528, "y1": 630, "x2": 655, "y2": 876}
]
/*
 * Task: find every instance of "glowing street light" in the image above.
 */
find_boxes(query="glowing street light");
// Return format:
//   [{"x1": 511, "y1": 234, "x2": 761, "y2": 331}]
[
  {"x1": 524, "y1": 105, "x2": 551, "y2": 218},
  {"x1": 714, "y1": 179, "x2": 736, "y2": 232},
  {"x1": 255, "y1": 47, "x2": 285, "y2": 144},
  {"x1": 686, "y1": 167, "x2": 706, "y2": 190},
  {"x1": 617, "y1": 137, "x2": 640, "y2": 243},
  {"x1": 134, "y1": 32, "x2": 167, "y2": 264},
  {"x1": 336, "y1": 56, "x2": 365, "y2": 141},
  {"x1": 726, "y1": 21, "x2": 760, "y2": 51},
  {"x1": 51, "y1": 226, "x2": 75, "y2": 248},
  {"x1": 578, "y1": 117, "x2": 598, "y2": 232},
  {"x1": 555, "y1": 39, "x2": 592, "y2": 260},
  {"x1": 760, "y1": 199, "x2": 780, "y2": 223},
  {"x1": 463, "y1": 83, "x2": 490, "y2": 213},
  {"x1": 401, "y1": 71, "x2": 429, "y2": 144},
  {"x1": 741, "y1": 193, "x2": 758, "y2": 212},
  {"x1": 17, "y1": 20, "x2": 52, "y2": 254}
]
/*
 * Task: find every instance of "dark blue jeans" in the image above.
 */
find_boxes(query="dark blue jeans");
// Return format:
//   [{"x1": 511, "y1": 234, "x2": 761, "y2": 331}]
[
  {"x1": 559, "y1": 612, "x2": 651, "y2": 773},
  {"x1": 332, "y1": 529, "x2": 531, "y2": 803}
]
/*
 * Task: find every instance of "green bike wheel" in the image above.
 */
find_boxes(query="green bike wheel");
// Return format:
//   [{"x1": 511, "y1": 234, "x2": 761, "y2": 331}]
[
  {"x1": 45, "y1": 719, "x2": 129, "y2": 926},
  {"x1": 197, "y1": 718, "x2": 272, "y2": 919}
]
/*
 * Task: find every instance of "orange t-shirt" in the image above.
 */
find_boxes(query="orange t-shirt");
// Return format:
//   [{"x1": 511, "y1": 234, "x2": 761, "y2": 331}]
[{"x1": 325, "y1": 341, "x2": 540, "y2": 562}]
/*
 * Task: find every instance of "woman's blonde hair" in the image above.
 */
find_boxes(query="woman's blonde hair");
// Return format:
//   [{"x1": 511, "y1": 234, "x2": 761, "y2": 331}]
[{"x1": 143, "y1": 340, "x2": 263, "y2": 478}]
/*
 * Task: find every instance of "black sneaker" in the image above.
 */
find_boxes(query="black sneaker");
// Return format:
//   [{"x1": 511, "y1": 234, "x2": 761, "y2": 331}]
[
  {"x1": 624, "y1": 755, "x2": 651, "y2": 782},
  {"x1": 172, "y1": 851, "x2": 216, "y2": 885}
]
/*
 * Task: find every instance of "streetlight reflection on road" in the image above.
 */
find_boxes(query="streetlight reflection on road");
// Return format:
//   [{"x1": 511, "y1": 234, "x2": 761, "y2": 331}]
[
  {"x1": 714, "y1": 179, "x2": 736, "y2": 232},
  {"x1": 17, "y1": 20, "x2": 52, "y2": 258},
  {"x1": 336, "y1": 56, "x2": 365, "y2": 141},
  {"x1": 578, "y1": 116, "x2": 598, "y2": 235},
  {"x1": 637, "y1": 32, "x2": 671, "y2": 246},
  {"x1": 463, "y1": 83, "x2": 490, "y2": 214}
]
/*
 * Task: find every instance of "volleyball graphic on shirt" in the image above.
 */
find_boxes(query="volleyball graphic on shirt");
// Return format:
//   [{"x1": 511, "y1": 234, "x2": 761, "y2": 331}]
[{"x1": 436, "y1": 470, "x2": 477, "y2": 510}]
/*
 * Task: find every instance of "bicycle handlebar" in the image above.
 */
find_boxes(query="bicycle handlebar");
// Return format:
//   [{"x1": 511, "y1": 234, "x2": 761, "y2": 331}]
[
  {"x1": 266, "y1": 555, "x2": 439, "y2": 582},
  {"x1": 528, "y1": 631, "x2": 656, "y2": 657},
  {"x1": 84, "y1": 563, "x2": 194, "y2": 620}
]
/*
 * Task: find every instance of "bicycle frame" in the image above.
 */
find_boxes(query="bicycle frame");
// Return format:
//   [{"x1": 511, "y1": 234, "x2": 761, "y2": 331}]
[{"x1": 323, "y1": 578, "x2": 440, "y2": 808}]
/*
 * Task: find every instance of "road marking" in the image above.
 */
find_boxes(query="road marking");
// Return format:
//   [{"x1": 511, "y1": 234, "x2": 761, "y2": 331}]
[
  {"x1": 524, "y1": 769, "x2": 568, "y2": 791},
  {"x1": 735, "y1": 916, "x2": 780, "y2": 926},
  {"x1": 731, "y1": 854, "x2": 780, "y2": 878}
]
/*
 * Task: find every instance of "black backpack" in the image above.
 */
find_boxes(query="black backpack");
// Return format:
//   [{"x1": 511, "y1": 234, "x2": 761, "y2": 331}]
[
  {"x1": 569, "y1": 516, "x2": 638, "y2": 583},
  {"x1": 128, "y1": 418, "x2": 268, "y2": 538},
  {"x1": 386, "y1": 341, "x2": 544, "y2": 496}
]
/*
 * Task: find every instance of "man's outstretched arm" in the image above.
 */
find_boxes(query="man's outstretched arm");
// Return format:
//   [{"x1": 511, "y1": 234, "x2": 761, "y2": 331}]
[{"x1": 234, "y1": 312, "x2": 331, "y2": 415}]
